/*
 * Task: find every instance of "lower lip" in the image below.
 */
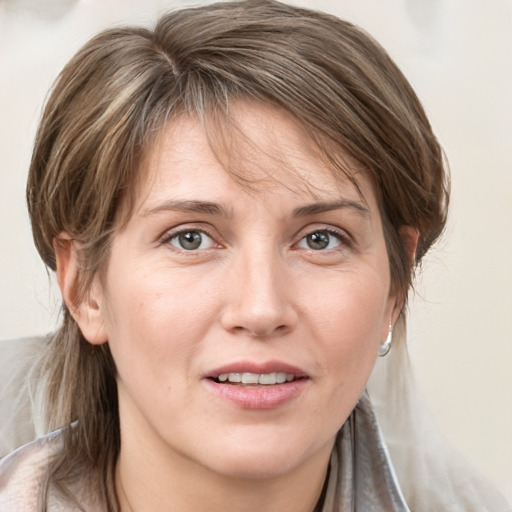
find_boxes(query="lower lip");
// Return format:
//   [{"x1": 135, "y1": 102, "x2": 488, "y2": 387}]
[{"x1": 203, "y1": 378, "x2": 309, "y2": 410}]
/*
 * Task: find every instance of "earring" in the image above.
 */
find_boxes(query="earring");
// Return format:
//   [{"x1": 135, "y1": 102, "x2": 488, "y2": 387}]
[{"x1": 378, "y1": 321, "x2": 393, "y2": 357}]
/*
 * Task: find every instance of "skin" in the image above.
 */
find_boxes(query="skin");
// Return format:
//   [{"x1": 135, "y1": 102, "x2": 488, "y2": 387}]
[{"x1": 57, "y1": 103, "x2": 412, "y2": 512}]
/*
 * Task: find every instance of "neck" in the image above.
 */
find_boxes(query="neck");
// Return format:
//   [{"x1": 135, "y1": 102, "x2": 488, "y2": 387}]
[{"x1": 115, "y1": 432, "x2": 332, "y2": 512}]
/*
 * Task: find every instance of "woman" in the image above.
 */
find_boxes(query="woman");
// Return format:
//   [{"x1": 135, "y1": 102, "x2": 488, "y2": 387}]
[{"x1": 0, "y1": 1, "x2": 509, "y2": 510}]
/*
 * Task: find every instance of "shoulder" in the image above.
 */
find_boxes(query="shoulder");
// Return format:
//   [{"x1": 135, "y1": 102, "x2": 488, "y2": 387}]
[{"x1": 0, "y1": 429, "x2": 63, "y2": 511}]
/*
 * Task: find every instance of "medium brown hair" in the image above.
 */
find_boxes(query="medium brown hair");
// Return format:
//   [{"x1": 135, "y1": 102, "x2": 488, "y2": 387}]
[{"x1": 26, "y1": 0, "x2": 448, "y2": 508}]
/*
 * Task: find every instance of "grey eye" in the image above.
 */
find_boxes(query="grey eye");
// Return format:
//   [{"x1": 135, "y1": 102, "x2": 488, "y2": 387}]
[
  {"x1": 169, "y1": 230, "x2": 214, "y2": 251},
  {"x1": 306, "y1": 232, "x2": 330, "y2": 250},
  {"x1": 298, "y1": 230, "x2": 343, "y2": 251},
  {"x1": 178, "y1": 231, "x2": 202, "y2": 250}
]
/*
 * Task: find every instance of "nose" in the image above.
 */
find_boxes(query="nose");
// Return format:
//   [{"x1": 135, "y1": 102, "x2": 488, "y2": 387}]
[{"x1": 220, "y1": 248, "x2": 298, "y2": 338}]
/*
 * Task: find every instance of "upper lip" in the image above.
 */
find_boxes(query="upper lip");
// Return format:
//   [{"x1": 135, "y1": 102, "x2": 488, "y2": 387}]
[{"x1": 205, "y1": 360, "x2": 308, "y2": 379}]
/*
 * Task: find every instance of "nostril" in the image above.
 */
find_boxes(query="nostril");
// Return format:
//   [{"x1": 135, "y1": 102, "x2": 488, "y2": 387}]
[
  {"x1": 220, "y1": 296, "x2": 297, "y2": 338},
  {"x1": 226, "y1": 324, "x2": 292, "y2": 339},
  {"x1": 250, "y1": 324, "x2": 290, "y2": 338}
]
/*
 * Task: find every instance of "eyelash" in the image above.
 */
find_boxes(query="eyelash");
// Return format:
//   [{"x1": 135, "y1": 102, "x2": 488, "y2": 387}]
[
  {"x1": 296, "y1": 227, "x2": 352, "y2": 252},
  {"x1": 159, "y1": 225, "x2": 353, "y2": 254},
  {"x1": 160, "y1": 227, "x2": 219, "y2": 254}
]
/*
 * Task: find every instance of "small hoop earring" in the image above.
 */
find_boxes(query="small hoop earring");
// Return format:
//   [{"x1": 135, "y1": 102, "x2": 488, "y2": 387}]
[{"x1": 378, "y1": 321, "x2": 393, "y2": 357}]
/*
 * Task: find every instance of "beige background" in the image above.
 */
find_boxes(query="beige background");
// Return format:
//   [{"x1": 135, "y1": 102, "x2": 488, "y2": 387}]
[{"x1": 1, "y1": 0, "x2": 511, "y2": 500}]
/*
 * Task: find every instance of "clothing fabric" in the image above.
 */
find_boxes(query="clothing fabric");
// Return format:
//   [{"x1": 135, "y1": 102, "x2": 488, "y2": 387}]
[
  {"x1": 0, "y1": 430, "x2": 70, "y2": 511},
  {"x1": 321, "y1": 391, "x2": 409, "y2": 511},
  {"x1": 0, "y1": 392, "x2": 408, "y2": 512}
]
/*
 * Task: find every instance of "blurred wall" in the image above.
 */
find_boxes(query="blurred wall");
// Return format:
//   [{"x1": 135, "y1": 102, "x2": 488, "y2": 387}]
[{"x1": 1, "y1": 0, "x2": 511, "y2": 499}]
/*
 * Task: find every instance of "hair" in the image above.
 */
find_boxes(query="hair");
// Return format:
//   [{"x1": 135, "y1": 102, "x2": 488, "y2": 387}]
[{"x1": 26, "y1": 0, "x2": 449, "y2": 509}]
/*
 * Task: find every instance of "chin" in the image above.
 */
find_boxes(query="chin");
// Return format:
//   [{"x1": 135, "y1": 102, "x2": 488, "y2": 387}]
[
  {"x1": 206, "y1": 452, "x2": 305, "y2": 481},
  {"x1": 194, "y1": 429, "x2": 333, "y2": 481}
]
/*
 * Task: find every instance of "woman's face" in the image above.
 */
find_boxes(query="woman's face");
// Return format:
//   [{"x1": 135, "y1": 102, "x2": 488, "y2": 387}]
[{"x1": 83, "y1": 103, "x2": 398, "y2": 480}]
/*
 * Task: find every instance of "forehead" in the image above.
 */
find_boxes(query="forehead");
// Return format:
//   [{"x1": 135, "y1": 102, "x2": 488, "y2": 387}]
[{"x1": 136, "y1": 102, "x2": 375, "y2": 212}]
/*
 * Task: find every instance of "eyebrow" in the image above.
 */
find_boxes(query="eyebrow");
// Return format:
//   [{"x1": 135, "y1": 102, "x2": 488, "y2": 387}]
[
  {"x1": 143, "y1": 200, "x2": 233, "y2": 218},
  {"x1": 292, "y1": 199, "x2": 370, "y2": 217},
  {"x1": 143, "y1": 198, "x2": 369, "y2": 219}
]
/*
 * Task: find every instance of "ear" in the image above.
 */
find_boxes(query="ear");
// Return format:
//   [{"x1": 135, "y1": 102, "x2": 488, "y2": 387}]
[
  {"x1": 399, "y1": 226, "x2": 419, "y2": 269},
  {"x1": 390, "y1": 226, "x2": 419, "y2": 324},
  {"x1": 54, "y1": 233, "x2": 108, "y2": 345}
]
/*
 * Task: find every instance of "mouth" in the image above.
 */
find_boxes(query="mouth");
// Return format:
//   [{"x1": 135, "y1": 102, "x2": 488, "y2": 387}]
[
  {"x1": 204, "y1": 366, "x2": 309, "y2": 409},
  {"x1": 211, "y1": 372, "x2": 302, "y2": 386},
  {"x1": 206, "y1": 361, "x2": 308, "y2": 385},
  {"x1": 205, "y1": 362, "x2": 309, "y2": 406}
]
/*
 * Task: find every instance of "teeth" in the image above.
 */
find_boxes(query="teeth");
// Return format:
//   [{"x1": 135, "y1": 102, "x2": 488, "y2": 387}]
[
  {"x1": 258, "y1": 373, "x2": 277, "y2": 385},
  {"x1": 241, "y1": 373, "x2": 260, "y2": 384},
  {"x1": 276, "y1": 372, "x2": 287, "y2": 383},
  {"x1": 217, "y1": 372, "x2": 296, "y2": 385}
]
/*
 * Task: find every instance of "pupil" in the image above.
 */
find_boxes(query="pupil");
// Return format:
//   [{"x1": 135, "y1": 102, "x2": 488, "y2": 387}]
[
  {"x1": 307, "y1": 232, "x2": 329, "y2": 250},
  {"x1": 179, "y1": 231, "x2": 202, "y2": 250}
]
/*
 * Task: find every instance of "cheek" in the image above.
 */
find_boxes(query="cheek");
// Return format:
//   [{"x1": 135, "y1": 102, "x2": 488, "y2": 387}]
[
  {"x1": 305, "y1": 267, "x2": 390, "y2": 335},
  {"x1": 303, "y1": 269, "x2": 390, "y2": 388},
  {"x1": 101, "y1": 266, "x2": 219, "y2": 382}
]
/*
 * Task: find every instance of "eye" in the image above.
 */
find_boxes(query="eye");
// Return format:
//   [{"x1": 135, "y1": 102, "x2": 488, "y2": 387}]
[
  {"x1": 167, "y1": 230, "x2": 215, "y2": 251},
  {"x1": 297, "y1": 229, "x2": 345, "y2": 251}
]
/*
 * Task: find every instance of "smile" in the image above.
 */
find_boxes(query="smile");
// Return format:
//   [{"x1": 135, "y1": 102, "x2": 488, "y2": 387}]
[
  {"x1": 204, "y1": 362, "x2": 309, "y2": 409},
  {"x1": 216, "y1": 372, "x2": 296, "y2": 385}
]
